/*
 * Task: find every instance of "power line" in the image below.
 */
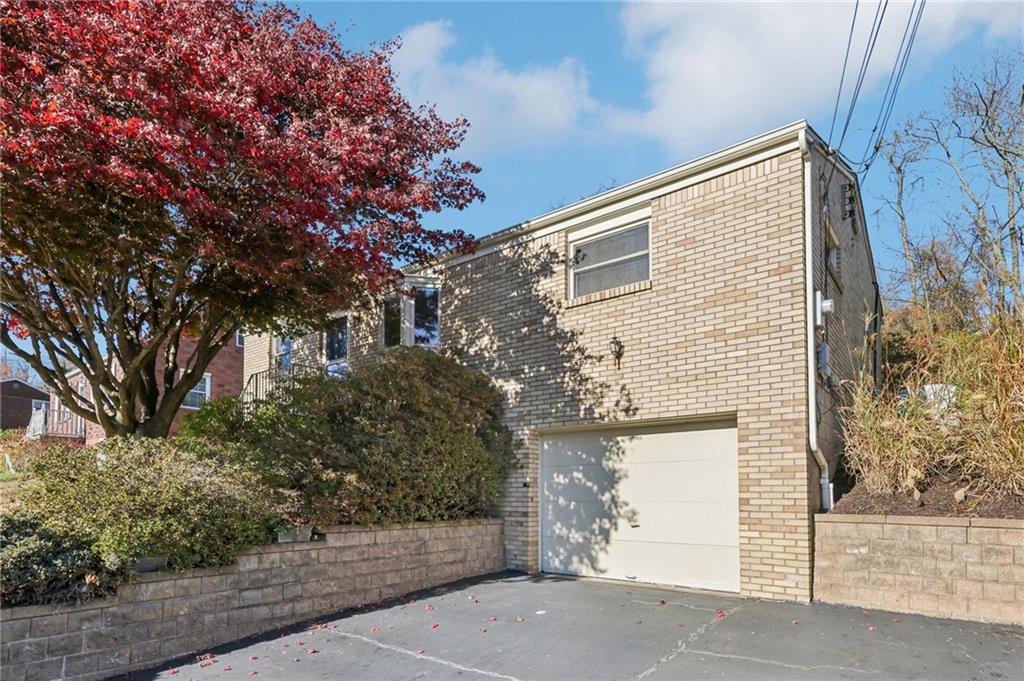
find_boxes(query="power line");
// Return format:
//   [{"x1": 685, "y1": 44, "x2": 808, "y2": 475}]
[
  {"x1": 851, "y1": 0, "x2": 928, "y2": 177},
  {"x1": 827, "y1": 0, "x2": 861, "y2": 147},
  {"x1": 836, "y1": 0, "x2": 890, "y2": 151}
]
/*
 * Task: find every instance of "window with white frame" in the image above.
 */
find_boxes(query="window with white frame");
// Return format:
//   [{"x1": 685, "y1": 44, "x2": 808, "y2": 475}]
[
  {"x1": 413, "y1": 287, "x2": 440, "y2": 346},
  {"x1": 275, "y1": 336, "x2": 293, "y2": 368},
  {"x1": 380, "y1": 281, "x2": 441, "y2": 348},
  {"x1": 570, "y1": 223, "x2": 650, "y2": 298},
  {"x1": 182, "y1": 373, "x2": 211, "y2": 409},
  {"x1": 31, "y1": 399, "x2": 47, "y2": 412},
  {"x1": 323, "y1": 316, "x2": 349, "y2": 376},
  {"x1": 235, "y1": 330, "x2": 245, "y2": 348}
]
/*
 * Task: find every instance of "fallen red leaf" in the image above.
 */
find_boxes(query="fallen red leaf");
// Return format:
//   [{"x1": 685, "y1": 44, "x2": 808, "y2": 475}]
[
  {"x1": 370, "y1": 625, "x2": 380, "y2": 633},
  {"x1": 249, "y1": 656, "x2": 258, "y2": 660},
  {"x1": 306, "y1": 648, "x2": 319, "y2": 654},
  {"x1": 715, "y1": 609, "x2": 727, "y2": 619},
  {"x1": 861, "y1": 610, "x2": 870, "y2": 617},
  {"x1": 249, "y1": 671, "x2": 258, "y2": 676},
  {"x1": 867, "y1": 625, "x2": 877, "y2": 632},
  {"x1": 515, "y1": 616, "x2": 525, "y2": 623},
  {"x1": 480, "y1": 627, "x2": 487, "y2": 633},
  {"x1": 223, "y1": 667, "x2": 231, "y2": 672},
  {"x1": 792, "y1": 619, "x2": 800, "y2": 625},
  {"x1": 424, "y1": 603, "x2": 434, "y2": 611},
  {"x1": 417, "y1": 650, "x2": 425, "y2": 655},
  {"x1": 430, "y1": 623, "x2": 440, "y2": 629},
  {"x1": 487, "y1": 616, "x2": 498, "y2": 621},
  {"x1": 169, "y1": 671, "x2": 179, "y2": 676},
  {"x1": 676, "y1": 623, "x2": 685, "y2": 628}
]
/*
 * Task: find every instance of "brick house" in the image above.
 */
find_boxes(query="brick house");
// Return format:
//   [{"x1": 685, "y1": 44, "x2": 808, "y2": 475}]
[
  {"x1": 243, "y1": 121, "x2": 881, "y2": 602},
  {"x1": 0, "y1": 378, "x2": 49, "y2": 431},
  {"x1": 33, "y1": 335, "x2": 246, "y2": 444}
]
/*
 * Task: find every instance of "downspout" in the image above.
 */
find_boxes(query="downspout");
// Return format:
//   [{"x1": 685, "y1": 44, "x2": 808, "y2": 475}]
[{"x1": 799, "y1": 129, "x2": 832, "y2": 510}]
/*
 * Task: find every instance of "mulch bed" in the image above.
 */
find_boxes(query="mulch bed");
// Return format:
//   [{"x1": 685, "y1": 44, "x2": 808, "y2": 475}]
[{"x1": 831, "y1": 473, "x2": 1024, "y2": 519}]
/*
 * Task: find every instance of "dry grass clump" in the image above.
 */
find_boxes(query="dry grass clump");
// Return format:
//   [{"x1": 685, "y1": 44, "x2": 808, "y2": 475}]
[{"x1": 843, "y1": 321, "x2": 1024, "y2": 498}]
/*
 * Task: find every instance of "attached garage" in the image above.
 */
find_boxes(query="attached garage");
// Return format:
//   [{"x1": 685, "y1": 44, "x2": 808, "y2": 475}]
[{"x1": 539, "y1": 421, "x2": 739, "y2": 592}]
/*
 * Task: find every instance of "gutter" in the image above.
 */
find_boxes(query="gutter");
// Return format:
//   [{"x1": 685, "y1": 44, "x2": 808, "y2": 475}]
[{"x1": 798, "y1": 129, "x2": 832, "y2": 511}]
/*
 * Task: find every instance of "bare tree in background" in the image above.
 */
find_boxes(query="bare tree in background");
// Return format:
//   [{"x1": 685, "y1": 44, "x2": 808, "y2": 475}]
[{"x1": 881, "y1": 51, "x2": 1023, "y2": 324}]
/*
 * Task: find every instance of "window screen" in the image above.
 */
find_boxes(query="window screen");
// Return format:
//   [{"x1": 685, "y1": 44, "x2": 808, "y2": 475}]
[{"x1": 572, "y1": 224, "x2": 649, "y2": 297}]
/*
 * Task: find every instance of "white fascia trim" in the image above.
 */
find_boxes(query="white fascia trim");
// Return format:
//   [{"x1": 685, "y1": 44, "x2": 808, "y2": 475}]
[{"x1": 438, "y1": 120, "x2": 811, "y2": 270}]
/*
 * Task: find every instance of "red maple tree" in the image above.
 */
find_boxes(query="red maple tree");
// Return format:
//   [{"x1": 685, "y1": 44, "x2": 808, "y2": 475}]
[{"x1": 1, "y1": 0, "x2": 481, "y2": 436}]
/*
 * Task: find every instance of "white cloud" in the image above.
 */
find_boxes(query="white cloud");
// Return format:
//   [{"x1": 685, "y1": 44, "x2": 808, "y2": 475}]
[
  {"x1": 391, "y1": 20, "x2": 596, "y2": 154},
  {"x1": 611, "y1": 1, "x2": 1023, "y2": 153}
]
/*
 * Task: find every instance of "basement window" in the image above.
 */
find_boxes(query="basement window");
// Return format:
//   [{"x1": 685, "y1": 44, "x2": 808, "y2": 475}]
[{"x1": 570, "y1": 223, "x2": 650, "y2": 298}]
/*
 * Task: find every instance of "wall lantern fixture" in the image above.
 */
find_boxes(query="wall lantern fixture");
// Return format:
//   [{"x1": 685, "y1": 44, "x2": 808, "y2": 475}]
[{"x1": 609, "y1": 336, "x2": 625, "y2": 369}]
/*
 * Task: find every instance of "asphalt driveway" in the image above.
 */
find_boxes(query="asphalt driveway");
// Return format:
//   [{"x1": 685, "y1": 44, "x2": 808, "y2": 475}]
[{"x1": 127, "y1": 572, "x2": 1023, "y2": 681}]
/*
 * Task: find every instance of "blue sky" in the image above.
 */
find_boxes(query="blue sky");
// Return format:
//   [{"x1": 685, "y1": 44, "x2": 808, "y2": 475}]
[{"x1": 298, "y1": 0, "x2": 1022, "y2": 291}]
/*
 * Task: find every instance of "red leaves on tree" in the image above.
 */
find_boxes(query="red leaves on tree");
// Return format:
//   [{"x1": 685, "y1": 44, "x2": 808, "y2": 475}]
[{"x1": 0, "y1": 0, "x2": 482, "y2": 433}]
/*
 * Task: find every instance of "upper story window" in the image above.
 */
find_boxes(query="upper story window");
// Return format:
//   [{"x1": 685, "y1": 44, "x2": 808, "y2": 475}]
[
  {"x1": 324, "y1": 316, "x2": 350, "y2": 377},
  {"x1": 275, "y1": 336, "x2": 293, "y2": 368},
  {"x1": 235, "y1": 330, "x2": 245, "y2": 348},
  {"x1": 382, "y1": 298, "x2": 403, "y2": 348},
  {"x1": 570, "y1": 223, "x2": 650, "y2": 298},
  {"x1": 380, "y1": 281, "x2": 441, "y2": 348},
  {"x1": 182, "y1": 373, "x2": 211, "y2": 409},
  {"x1": 413, "y1": 288, "x2": 440, "y2": 347}
]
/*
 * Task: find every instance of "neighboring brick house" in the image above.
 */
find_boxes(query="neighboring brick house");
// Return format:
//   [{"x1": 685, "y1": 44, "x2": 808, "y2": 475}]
[
  {"x1": 244, "y1": 121, "x2": 880, "y2": 602},
  {"x1": 0, "y1": 378, "x2": 49, "y2": 431},
  {"x1": 34, "y1": 335, "x2": 245, "y2": 444}
]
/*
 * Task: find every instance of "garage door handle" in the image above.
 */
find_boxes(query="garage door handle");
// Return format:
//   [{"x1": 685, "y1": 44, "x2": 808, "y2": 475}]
[{"x1": 630, "y1": 523, "x2": 640, "y2": 528}]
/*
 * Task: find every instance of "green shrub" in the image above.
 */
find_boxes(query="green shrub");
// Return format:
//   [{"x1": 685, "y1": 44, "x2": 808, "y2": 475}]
[
  {"x1": 179, "y1": 347, "x2": 516, "y2": 525},
  {"x1": 0, "y1": 510, "x2": 124, "y2": 607},
  {"x1": 21, "y1": 438, "x2": 278, "y2": 571},
  {"x1": 844, "y1": 321, "x2": 1024, "y2": 497}
]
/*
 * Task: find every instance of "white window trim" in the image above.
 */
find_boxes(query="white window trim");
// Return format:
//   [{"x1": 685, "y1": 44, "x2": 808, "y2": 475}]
[
  {"x1": 181, "y1": 372, "x2": 212, "y2": 410},
  {"x1": 380, "y1": 279, "x2": 442, "y2": 349},
  {"x1": 567, "y1": 220, "x2": 652, "y2": 301},
  {"x1": 31, "y1": 399, "x2": 47, "y2": 411},
  {"x1": 826, "y1": 222, "x2": 842, "y2": 289},
  {"x1": 235, "y1": 330, "x2": 245, "y2": 348}
]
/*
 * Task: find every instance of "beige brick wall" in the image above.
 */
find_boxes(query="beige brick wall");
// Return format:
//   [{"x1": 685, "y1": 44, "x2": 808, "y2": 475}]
[
  {"x1": 814, "y1": 514, "x2": 1024, "y2": 625},
  {"x1": 809, "y1": 150, "x2": 879, "y2": 485},
  {"x1": 0, "y1": 520, "x2": 504, "y2": 681},
  {"x1": 439, "y1": 150, "x2": 814, "y2": 600}
]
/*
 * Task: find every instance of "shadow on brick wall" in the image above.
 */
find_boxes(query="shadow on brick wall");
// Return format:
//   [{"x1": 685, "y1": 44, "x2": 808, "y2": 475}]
[{"x1": 442, "y1": 240, "x2": 638, "y2": 576}]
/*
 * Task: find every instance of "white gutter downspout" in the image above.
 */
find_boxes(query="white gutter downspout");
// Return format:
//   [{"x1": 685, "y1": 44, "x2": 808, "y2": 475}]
[{"x1": 799, "y1": 129, "x2": 832, "y2": 510}]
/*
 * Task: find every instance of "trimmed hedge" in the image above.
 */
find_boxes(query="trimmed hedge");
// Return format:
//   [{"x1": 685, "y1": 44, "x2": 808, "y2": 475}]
[
  {"x1": 0, "y1": 510, "x2": 124, "y2": 607},
  {"x1": 20, "y1": 438, "x2": 278, "y2": 572}
]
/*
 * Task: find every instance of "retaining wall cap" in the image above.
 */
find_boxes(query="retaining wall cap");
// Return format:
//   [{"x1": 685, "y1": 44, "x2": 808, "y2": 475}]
[
  {"x1": 968, "y1": 517, "x2": 1024, "y2": 529},
  {"x1": 817, "y1": 512, "x2": 1019, "y2": 528}
]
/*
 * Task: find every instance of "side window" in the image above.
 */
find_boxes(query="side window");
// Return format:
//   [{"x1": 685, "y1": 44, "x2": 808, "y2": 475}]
[
  {"x1": 826, "y1": 223, "x2": 842, "y2": 283},
  {"x1": 382, "y1": 298, "x2": 402, "y2": 348},
  {"x1": 413, "y1": 288, "x2": 440, "y2": 347},
  {"x1": 235, "y1": 330, "x2": 245, "y2": 348},
  {"x1": 182, "y1": 373, "x2": 211, "y2": 409}
]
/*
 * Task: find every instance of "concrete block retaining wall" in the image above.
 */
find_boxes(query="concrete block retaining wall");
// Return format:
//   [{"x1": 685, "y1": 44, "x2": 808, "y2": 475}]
[
  {"x1": 814, "y1": 513, "x2": 1023, "y2": 625},
  {"x1": 0, "y1": 519, "x2": 503, "y2": 681}
]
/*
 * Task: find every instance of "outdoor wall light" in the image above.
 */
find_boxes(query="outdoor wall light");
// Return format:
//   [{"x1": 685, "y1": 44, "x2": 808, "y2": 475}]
[{"x1": 609, "y1": 336, "x2": 625, "y2": 369}]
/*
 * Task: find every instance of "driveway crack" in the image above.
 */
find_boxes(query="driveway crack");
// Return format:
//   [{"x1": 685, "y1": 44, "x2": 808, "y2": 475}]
[{"x1": 632, "y1": 600, "x2": 752, "y2": 680}]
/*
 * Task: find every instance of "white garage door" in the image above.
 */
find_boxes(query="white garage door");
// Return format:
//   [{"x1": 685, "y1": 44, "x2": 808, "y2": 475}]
[{"x1": 540, "y1": 421, "x2": 739, "y2": 592}]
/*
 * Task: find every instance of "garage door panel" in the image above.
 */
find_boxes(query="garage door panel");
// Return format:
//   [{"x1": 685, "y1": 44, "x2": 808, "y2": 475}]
[
  {"x1": 540, "y1": 423, "x2": 739, "y2": 593},
  {"x1": 541, "y1": 500, "x2": 738, "y2": 547},
  {"x1": 542, "y1": 460, "x2": 737, "y2": 504},
  {"x1": 541, "y1": 424, "x2": 735, "y2": 467},
  {"x1": 542, "y1": 540, "x2": 740, "y2": 592}
]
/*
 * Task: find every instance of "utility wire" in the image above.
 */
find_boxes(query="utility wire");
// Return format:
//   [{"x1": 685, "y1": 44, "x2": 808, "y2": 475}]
[
  {"x1": 854, "y1": 0, "x2": 927, "y2": 177},
  {"x1": 827, "y1": 0, "x2": 861, "y2": 147}
]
